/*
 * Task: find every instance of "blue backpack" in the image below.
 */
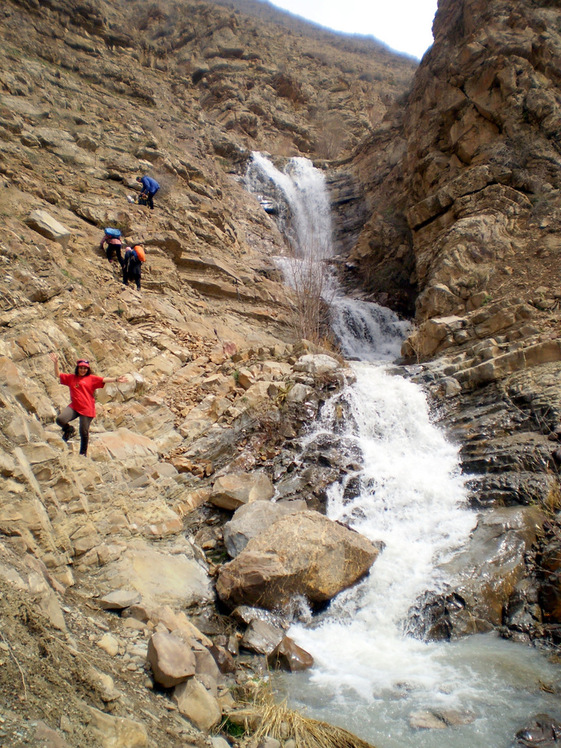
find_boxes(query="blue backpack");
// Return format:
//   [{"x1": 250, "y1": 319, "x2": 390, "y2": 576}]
[{"x1": 104, "y1": 227, "x2": 121, "y2": 238}]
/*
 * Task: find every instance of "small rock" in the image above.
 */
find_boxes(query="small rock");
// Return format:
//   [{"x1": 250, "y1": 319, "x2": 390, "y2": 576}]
[
  {"x1": 98, "y1": 589, "x2": 142, "y2": 611},
  {"x1": 267, "y1": 636, "x2": 314, "y2": 672},
  {"x1": 96, "y1": 633, "x2": 120, "y2": 657}
]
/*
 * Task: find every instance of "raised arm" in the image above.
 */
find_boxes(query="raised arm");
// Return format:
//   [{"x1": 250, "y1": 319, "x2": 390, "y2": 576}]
[
  {"x1": 103, "y1": 375, "x2": 128, "y2": 384},
  {"x1": 49, "y1": 352, "x2": 60, "y2": 379}
]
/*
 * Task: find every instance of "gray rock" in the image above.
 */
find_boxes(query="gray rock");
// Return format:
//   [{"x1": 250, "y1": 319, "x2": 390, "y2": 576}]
[
  {"x1": 240, "y1": 619, "x2": 284, "y2": 655},
  {"x1": 26, "y1": 210, "x2": 71, "y2": 247},
  {"x1": 98, "y1": 589, "x2": 142, "y2": 611},
  {"x1": 224, "y1": 499, "x2": 307, "y2": 557}
]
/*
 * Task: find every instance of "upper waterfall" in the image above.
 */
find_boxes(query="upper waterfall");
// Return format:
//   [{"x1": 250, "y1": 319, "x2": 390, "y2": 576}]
[{"x1": 245, "y1": 152, "x2": 409, "y2": 360}]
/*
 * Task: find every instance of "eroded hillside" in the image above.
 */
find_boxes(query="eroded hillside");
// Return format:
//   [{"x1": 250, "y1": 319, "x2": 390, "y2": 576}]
[{"x1": 0, "y1": 0, "x2": 415, "y2": 746}]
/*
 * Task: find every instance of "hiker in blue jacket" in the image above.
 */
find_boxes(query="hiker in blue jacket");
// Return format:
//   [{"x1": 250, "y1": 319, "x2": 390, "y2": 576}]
[{"x1": 136, "y1": 175, "x2": 160, "y2": 210}]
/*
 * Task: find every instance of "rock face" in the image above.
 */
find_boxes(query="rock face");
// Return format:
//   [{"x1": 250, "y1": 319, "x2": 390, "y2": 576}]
[
  {"x1": 216, "y1": 510, "x2": 380, "y2": 610},
  {"x1": 349, "y1": 0, "x2": 561, "y2": 370}
]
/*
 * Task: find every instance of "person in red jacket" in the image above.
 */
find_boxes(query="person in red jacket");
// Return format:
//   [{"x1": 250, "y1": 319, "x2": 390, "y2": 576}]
[{"x1": 50, "y1": 353, "x2": 127, "y2": 456}]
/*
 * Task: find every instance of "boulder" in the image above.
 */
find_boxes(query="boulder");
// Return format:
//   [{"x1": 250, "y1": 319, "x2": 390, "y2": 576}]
[
  {"x1": 210, "y1": 471, "x2": 274, "y2": 511},
  {"x1": 94, "y1": 429, "x2": 159, "y2": 465},
  {"x1": 216, "y1": 510, "x2": 379, "y2": 610},
  {"x1": 173, "y1": 677, "x2": 222, "y2": 731},
  {"x1": 223, "y1": 499, "x2": 307, "y2": 557},
  {"x1": 98, "y1": 544, "x2": 212, "y2": 609},
  {"x1": 26, "y1": 210, "x2": 71, "y2": 247},
  {"x1": 293, "y1": 354, "x2": 340, "y2": 376},
  {"x1": 416, "y1": 506, "x2": 545, "y2": 638},
  {"x1": 147, "y1": 631, "x2": 197, "y2": 688}
]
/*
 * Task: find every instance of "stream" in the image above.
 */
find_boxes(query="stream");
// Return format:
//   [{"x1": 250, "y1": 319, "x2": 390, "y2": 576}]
[{"x1": 244, "y1": 153, "x2": 561, "y2": 747}]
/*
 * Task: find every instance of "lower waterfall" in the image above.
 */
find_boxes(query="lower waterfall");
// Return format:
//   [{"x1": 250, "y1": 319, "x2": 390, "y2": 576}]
[{"x1": 244, "y1": 152, "x2": 561, "y2": 747}]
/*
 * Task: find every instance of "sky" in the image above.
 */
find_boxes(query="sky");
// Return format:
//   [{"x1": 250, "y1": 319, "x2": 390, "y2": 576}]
[{"x1": 267, "y1": 0, "x2": 438, "y2": 59}]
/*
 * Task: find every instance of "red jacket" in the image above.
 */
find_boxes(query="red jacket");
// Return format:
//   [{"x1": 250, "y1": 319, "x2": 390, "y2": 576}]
[{"x1": 60, "y1": 373, "x2": 105, "y2": 417}]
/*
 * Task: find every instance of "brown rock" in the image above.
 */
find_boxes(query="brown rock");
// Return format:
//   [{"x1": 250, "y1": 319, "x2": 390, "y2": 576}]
[
  {"x1": 173, "y1": 677, "x2": 222, "y2": 731},
  {"x1": 216, "y1": 510, "x2": 379, "y2": 610},
  {"x1": 146, "y1": 631, "x2": 196, "y2": 688},
  {"x1": 210, "y1": 472, "x2": 274, "y2": 511},
  {"x1": 267, "y1": 636, "x2": 314, "y2": 672}
]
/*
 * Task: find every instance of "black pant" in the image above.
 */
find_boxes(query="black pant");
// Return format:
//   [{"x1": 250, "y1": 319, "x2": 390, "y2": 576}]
[
  {"x1": 56, "y1": 407, "x2": 93, "y2": 456},
  {"x1": 106, "y1": 243, "x2": 123, "y2": 266},
  {"x1": 142, "y1": 192, "x2": 157, "y2": 209},
  {"x1": 123, "y1": 266, "x2": 141, "y2": 290}
]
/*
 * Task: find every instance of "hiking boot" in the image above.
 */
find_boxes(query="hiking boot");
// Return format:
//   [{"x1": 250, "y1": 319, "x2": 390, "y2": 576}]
[{"x1": 62, "y1": 424, "x2": 75, "y2": 442}]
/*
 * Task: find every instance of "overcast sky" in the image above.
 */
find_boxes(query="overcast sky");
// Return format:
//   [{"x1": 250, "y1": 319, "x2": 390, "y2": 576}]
[{"x1": 268, "y1": 0, "x2": 438, "y2": 59}]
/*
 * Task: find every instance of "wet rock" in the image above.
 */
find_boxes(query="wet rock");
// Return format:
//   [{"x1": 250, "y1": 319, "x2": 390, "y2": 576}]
[
  {"x1": 267, "y1": 636, "x2": 314, "y2": 672},
  {"x1": 240, "y1": 618, "x2": 285, "y2": 655},
  {"x1": 216, "y1": 510, "x2": 379, "y2": 610},
  {"x1": 231, "y1": 605, "x2": 289, "y2": 630},
  {"x1": 409, "y1": 709, "x2": 475, "y2": 729},
  {"x1": 511, "y1": 713, "x2": 561, "y2": 747},
  {"x1": 414, "y1": 506, "x2": 545, "y2": 638}
]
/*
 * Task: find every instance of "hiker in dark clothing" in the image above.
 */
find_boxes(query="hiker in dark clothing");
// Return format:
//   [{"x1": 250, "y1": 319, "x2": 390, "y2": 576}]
[
  {"x1": 136, "y1": 175, "x2": 160, "y2": 210},
  {"x1": 100, "y1": 230, "x2": 124, "y2": 266},
  {"x1": 50, "y1": 353, "x2": 127, "y2": 456},
  {"x1": 122, "y1": 245, "x2": 143, "y2": 290}
]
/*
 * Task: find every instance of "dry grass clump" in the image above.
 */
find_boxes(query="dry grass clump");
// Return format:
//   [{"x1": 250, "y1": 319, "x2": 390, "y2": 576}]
[{"x1": 249, "y1": 699, "x2": 377, "y2": 748}]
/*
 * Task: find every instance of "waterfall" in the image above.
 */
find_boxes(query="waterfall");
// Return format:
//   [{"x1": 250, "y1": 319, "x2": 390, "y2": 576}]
[
  {"x1": 245, "y1": 152, "x2": 333, "y2": 260},
  {"x1": 244, "y1": 153, "x2": 561, "y2": 747}
]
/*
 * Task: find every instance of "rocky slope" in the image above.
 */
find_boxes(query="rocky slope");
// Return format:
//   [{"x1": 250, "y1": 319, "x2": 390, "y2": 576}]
[
  {"x1": 0, "y1": 0, "x2": 415, "y2": 746},
  {"x1": 4, "y1": 0, "x2": 561, "y2": 744}
]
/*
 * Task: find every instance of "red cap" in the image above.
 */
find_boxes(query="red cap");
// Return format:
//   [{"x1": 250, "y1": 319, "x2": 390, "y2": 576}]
[{"x1": 76, "y1": 359, "x2": 90, "y2": 366}]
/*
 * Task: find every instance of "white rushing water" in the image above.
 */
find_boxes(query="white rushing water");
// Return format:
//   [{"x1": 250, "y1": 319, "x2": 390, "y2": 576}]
[{"x1": 244, "y1": 153, "x2": 561, "y2": 747}]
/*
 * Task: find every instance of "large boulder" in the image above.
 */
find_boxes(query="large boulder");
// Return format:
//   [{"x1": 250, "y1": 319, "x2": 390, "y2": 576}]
[
  {"x1": 216, "y1": 510, "x2": 379, "y2": 610},
  {"x1": 223, "y1": 499, "x2": 307, "y2": 557}
]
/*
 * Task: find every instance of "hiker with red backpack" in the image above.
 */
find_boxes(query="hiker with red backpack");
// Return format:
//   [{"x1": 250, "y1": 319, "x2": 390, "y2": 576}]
[
  {"x1": 122, "y1": 244, "x2": 145, "y2": 290},
  {"x1": 100, "y1": 228, "x2": 124, "y2": 266},
  {"x1": 50, "y1": 353, "x2": 127, "y2": 457}
]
